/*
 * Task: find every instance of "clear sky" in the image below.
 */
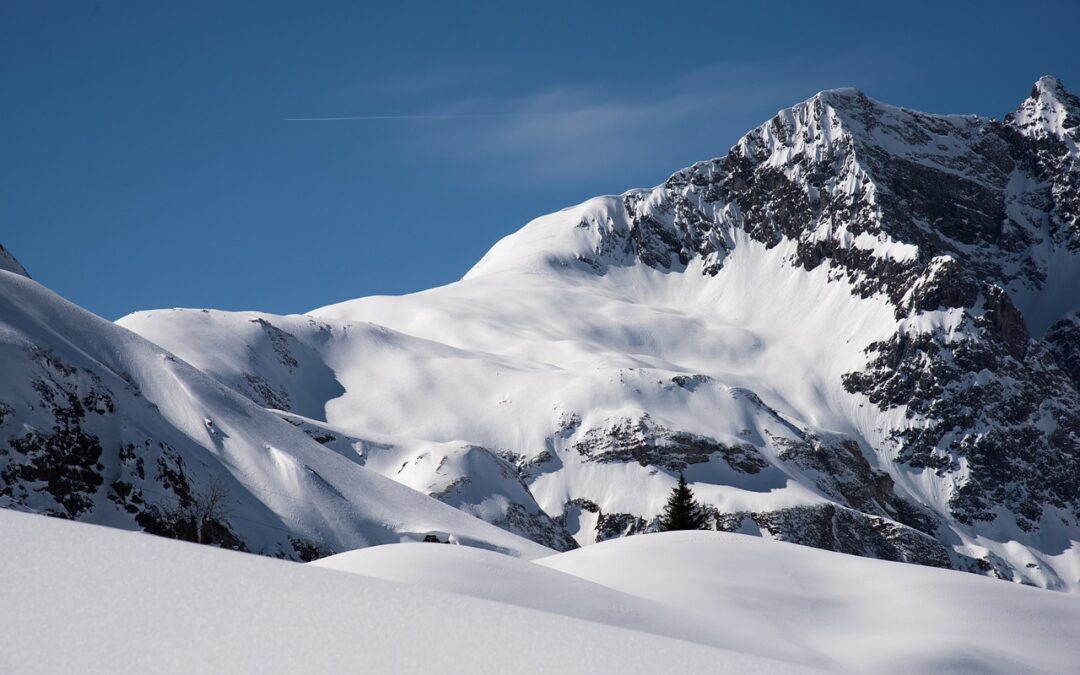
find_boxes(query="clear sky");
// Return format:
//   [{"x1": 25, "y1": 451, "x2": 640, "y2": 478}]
[{"x1": 3, "y1": 1, "x2": 1078, "y2": 319}]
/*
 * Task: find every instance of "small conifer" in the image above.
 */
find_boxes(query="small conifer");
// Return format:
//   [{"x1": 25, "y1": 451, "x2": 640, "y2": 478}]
[{"x1": 659, "y1": 472, "x2": 707, "y2": 531}]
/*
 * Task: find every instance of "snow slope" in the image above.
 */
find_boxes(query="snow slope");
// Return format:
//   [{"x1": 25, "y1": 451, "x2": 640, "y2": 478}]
[
  {"x1": 0, "y1": 266, "x2": 548, "y2": 559},
  {"x1": 0, "y1": 508, "x2": 820, "y2": 674},
  {"x1": 119, "y1": 232, "x2": 909, "y2": 551},
  {"x1": 118, "y1": 77, "x2": 1080, "y2": 589},
  {"x1": 316, "y1": 529, "x2": 1080, "y2": 675}
]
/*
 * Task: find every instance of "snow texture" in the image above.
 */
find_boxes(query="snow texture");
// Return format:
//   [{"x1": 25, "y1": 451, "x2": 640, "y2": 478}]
[
  {"x1": 0, "y1": 509, "x2": 825, "y2": 674},
  {"x1": 316, "y1": 529, "x2": 1080, "y2": 674},
  {"x1": 0, "y1": 267, "x2": 549, "y2": 560}
]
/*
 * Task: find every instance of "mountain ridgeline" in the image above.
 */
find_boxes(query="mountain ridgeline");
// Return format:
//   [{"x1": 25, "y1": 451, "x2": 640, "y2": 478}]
[{"x1": 3, "y1": 77, "x2": 1079, "y2": 589}]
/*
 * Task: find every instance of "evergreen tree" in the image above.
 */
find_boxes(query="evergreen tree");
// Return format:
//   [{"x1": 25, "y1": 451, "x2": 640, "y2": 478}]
[{"x1": 659, "y1": 472, "x2": 707, "y2": 531}]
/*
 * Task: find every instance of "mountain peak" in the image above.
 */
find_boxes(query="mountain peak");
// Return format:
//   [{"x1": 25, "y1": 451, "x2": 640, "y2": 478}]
[
  {"x1": 814, "y1": 86, "x2": 863, "y2": 99},
  {"x1": 0, "y1": 245, "x2": 30, "y2": 278},
  {"x1": 1008, "y1": 75, "x2": 1080, "y2": 149},
  {"x1": 812, "y1": 86, "x2": 879, "y2": 107},
  {"x1": 1033, "y1": 74, "x2": 1069, "y2": 98}
]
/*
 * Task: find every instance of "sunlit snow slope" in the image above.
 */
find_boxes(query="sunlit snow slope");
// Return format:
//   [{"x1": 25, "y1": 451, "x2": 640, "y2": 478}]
[
  {"x1": 0, "y1": 265, "x2": 548, "y2": 560},
  {"x1": 0, "y1": 509, "x2": 821, "y2": 675},
  {"x1": 316, "y1": 530, "x2": 1080, "y2": 675},
  {"x1": 4, "y1": 509, "x2": 1077, "y2": 674}
]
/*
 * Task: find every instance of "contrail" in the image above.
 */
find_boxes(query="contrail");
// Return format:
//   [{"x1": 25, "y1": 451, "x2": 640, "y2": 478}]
[{"x1": 285, "y1": 114, "x2": 515, "y2": 121}]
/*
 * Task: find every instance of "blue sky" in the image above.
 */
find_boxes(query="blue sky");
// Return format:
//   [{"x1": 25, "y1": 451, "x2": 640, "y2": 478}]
[{"x1": 3, "y1": 1, "x2": 1078, "y2": 319}]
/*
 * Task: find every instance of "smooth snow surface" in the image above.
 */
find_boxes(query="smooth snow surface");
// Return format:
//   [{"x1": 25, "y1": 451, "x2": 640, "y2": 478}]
[
  {"x1": 318, "y1": 530, "x2": 1080, "y2": 675},
  {"x1": 0, "y1": 509, "x2": 822, "y2": 674}
]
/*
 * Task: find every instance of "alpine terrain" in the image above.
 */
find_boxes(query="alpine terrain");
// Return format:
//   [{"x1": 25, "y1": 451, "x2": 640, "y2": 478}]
[
  {"x1": 3, "y1": 77, "x2": 1080, "y2": 591},
  {"x1": 0, "y1": 249, "x2": 548, "y2": 560}
]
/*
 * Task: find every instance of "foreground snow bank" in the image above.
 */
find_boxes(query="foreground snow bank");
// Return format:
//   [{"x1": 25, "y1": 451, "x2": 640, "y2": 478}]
[
  {"x1": 318, "y1": 530, "x2": 1080, "y2": 674},
  {"x1": 0, "y1": 510, "x2": 816, "y2": 674},
  {"x1": 5, "y1": 507, "x2": 1076, "y2": 673}
]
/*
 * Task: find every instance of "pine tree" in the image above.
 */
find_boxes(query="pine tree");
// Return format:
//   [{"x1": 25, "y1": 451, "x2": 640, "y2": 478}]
[{"x1": 659, "y1": 472, "x2": 707, "y2": 531}]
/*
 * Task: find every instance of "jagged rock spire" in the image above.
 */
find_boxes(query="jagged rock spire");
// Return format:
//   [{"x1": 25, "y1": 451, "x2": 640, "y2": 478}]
[{"x1": 1008, "y1": 75, "x2": 1080, "y2": 150}]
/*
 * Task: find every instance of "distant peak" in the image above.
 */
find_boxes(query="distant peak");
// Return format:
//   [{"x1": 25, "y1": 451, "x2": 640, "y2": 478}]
[
  {"x1": 1009, "y1": 76, "x2": 1080, "y2": 148},
  {"x1": 806, "y1": 87, "x2": 873, "y2": 111},
  {"x1": 816, "y1": 86, "x2": 865, "y2": 99},
  {"x1": 801, "y1": 87, "x2": 911, "y2": 124},
  {"x1": 0, "y1": 245, "x2": 30, "y2": 278},
  {"x1": 1029, "y1": 75, "x2": 1080, "y2": 113},
  {"x1": 1033, "y1": 75, "x2": 1067, "y2": 98}
]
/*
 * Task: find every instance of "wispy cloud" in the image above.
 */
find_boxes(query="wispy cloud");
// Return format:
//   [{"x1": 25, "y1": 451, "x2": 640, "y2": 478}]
[
  {"x1": 401, "y1": 83, "x2": 805, "y2": 186},
  {"x1": 292, "y1": 51, "x2": 891, "y2": 188},
  {"x1": 286, "y1": 114, "x2": 521, "y2": 121},
  {"x1": 429, "y1": 58, "x2": 886, "y2": 186}
]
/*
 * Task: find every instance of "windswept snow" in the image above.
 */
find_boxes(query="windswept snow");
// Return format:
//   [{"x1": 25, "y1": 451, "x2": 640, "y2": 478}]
[
  {"x1": 316, "y1": 529, "x2": 1080, "y2": 675},
  {"x1": 0, "y1": 509, "x2": 822, "y2": 674},
  {"x1": 537, "y1": 531, "x2": 1080, "y2": 674},
  {"x1": 3, "y1": 509, "x2": 1077, "y2": 673}
]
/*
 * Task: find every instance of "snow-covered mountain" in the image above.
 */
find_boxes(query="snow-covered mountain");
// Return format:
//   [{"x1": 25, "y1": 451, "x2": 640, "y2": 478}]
[
  {"x1": 115, "y1": 76, "x2": 1080, "y2": 590},
  {"x1": 6, "y1": 509, "x2": 1079, "y2": 674},
  {"x1": 0, "y1": 252, "x2": 549, "y2": 560},
  {"x1": 4, "y1": 77, "x2": 1079, "y2": 592}
]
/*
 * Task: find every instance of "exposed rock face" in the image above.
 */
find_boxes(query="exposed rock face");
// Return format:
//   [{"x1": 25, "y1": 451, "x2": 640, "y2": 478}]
[
  {"x1": 572, "y1": 414, "x2": 768, "y2": 474},
  {"x1": 0, "y1": 345, "x2": 243, "y2": 550},
  {"x1": 554, "y1": 497, "x2": 651, "y2": 544},
  {"x1": 1045, "y1": 314, "x2": 1080, "y2": 389},
  {"x1": 716, "y1": 504, "x2": 953, "y2": 569},
  {"x1": 772, "y1": 434, "x2": 937, "y2": 534},
  {"x1": 559, "y1": 77, "x2": 1080, "y2": 556}
]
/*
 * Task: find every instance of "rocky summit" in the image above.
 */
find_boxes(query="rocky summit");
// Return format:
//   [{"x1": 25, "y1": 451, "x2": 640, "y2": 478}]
[{"x1": 4, "y1": 77, "x2": 1080, "y2": 590}]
